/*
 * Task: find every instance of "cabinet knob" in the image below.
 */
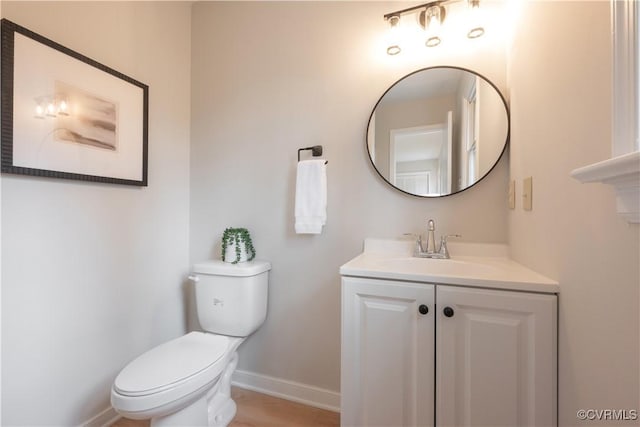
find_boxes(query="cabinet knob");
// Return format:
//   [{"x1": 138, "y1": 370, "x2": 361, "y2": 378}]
[
  {"x1": 418, "y1": 304, "x2": 429, "y2": 315},
  {"x1": 443, "y1": 306, "x2": 455, "y2": 317}
]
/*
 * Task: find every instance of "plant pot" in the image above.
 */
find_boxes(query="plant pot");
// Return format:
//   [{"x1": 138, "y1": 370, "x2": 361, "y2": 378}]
[
  {"x1": 223, "y1": 239, "x2": 249, "y2": 263},
  {"x1": 221, "y1": 227, "x2": 256, "y2": 264}
]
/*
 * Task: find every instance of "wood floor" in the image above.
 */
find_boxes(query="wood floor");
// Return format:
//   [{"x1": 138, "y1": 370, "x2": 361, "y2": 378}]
[{"x1": 111, "y1": 387, "x2": 340, "y2": 427}]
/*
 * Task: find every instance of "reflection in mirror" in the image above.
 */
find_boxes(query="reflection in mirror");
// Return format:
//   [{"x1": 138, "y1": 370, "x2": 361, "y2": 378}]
[{"x1": 367, "y1": 67, "x2": 509, "y2": 197}]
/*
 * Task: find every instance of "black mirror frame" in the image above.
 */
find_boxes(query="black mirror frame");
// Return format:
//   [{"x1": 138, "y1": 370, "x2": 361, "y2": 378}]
[{"x1": 366, "y1": 65, "x2": 510, "y2": 198}]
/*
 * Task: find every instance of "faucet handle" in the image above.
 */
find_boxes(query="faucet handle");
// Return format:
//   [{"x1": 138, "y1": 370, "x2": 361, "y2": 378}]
[
  {"x1": 438, "y1": 234, "x2": 461, "y2": 258},
  {"x1": 442, "y1": 234, "x2": 462, "y2": 241},
  {"x1": 403, "y1": 233, "x2": 424, "y2": 254}
]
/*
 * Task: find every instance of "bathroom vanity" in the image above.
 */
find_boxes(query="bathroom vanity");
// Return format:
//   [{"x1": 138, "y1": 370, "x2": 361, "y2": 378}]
[{"x1": 340, "y1": 239, "x2": 558, "y2": 427}]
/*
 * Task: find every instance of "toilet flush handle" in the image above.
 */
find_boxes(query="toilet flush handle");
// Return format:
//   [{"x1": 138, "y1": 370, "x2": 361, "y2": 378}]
[{"x1": 188, "y1": 274, "x2": 200, "y2": 282}]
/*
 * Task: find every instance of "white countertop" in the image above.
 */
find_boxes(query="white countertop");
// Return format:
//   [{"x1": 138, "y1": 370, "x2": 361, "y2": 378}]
[{"x1": 340, "y1": 238, "x2": 559, "y2": 294}]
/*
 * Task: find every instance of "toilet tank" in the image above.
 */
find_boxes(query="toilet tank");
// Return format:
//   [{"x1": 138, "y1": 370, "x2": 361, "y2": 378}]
[{"x1": 191, "y1": 260, "x2": 270, "y2": 337}]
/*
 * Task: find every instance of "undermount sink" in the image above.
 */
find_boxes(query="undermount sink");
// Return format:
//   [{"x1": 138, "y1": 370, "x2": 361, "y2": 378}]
[
  {"x1": 339, "y1": 238, "x2": 559, "y2": 293},
  {"x1": 372, "y1": 256, "x2": 500, "y2": 277}
]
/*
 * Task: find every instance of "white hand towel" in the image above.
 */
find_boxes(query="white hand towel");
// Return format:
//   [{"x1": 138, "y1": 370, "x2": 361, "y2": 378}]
[{"x1": 295, "y1": 159, "x2": 327, "y2": 234}]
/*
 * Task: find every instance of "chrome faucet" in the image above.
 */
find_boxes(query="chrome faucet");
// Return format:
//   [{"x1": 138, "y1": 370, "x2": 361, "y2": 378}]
[
  {"x1": 425, "y1": 219, "x2": 437, "y2": 254},
  {"x1": 406, "y1": 219, "x2": 461, "y2": 259}
]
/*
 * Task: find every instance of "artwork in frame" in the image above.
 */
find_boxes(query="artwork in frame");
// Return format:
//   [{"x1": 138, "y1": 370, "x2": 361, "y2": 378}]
[{"x1": 0, "y1": 19, "x2": 149, "y2": 186}]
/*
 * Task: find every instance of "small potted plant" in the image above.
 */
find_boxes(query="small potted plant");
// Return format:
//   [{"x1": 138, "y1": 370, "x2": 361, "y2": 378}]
[{"x1": 221, "y1": 227, "x2": 256, "y2": 264}]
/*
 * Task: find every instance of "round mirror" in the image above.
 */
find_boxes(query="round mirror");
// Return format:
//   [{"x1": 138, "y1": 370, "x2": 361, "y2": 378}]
[{"x1": 367, "y1": 66, "x2": 509, "y2": 197}]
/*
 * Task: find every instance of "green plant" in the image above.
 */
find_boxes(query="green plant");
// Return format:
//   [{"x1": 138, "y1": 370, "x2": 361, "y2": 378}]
[{"x1": 221, "y1": 227, "x2": 256, "y2": 264}]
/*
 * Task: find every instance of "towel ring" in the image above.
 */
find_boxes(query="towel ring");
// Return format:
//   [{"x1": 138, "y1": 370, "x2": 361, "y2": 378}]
[{"x1": 298, "y1": 145, "x2": 328, "y2": 164}]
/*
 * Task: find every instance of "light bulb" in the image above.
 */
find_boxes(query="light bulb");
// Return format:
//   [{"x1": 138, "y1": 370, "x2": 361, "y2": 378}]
[
  {"x1": 46, "y1": 102, "x2": 56, "y2": 117},
  {"x1": 58, "y1": 100, "x2": 69, "y2": 116},
  {"x1": 426, "y1": 35, "x2": 441, "y2": 47},
  {"x1": 34, "y1": 104, "x2": 44, "y2": 118},
  {"x1": 467, "y1": 0, "x2": 485, "y2": 39},
  {"x1": 386, "y1": 15, "x2": 402, "y2": 55},
  {"x1": 425, "y1": 5, "x2": 444, "y2": 48}
]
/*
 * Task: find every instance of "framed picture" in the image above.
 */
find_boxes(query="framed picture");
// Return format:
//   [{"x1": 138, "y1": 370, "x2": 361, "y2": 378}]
[{"x1": 1, "y1": 19, "x2": 149, "y2": 186}]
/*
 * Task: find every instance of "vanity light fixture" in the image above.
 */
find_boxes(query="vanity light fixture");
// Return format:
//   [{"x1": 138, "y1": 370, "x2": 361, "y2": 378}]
[
  {"x1": 384, "y1": 0, "x2": 486, "y2": 55},
  {"x1": 34, "y1": 95, "x2": 70, "y2": 119}
]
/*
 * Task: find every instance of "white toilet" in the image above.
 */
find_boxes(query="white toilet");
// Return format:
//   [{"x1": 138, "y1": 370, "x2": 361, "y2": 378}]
[{"x1": 111, "y1": 259, "x2": 270, "y2": 427}]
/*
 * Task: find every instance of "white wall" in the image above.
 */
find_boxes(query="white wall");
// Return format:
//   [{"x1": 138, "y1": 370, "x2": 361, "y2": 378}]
[
  {"x1": 190, "y1": 1, "x2": 509, "y2": 394},
  {"x1": 508, "y1": 1, "x2": 640, "y2": 424},
  {"x1": 1, "y1": 2, "x2": 191, "y2": 425}
]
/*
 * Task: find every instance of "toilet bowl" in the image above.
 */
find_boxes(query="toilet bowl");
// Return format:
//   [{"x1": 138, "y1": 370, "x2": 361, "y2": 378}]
[{"x1": 111, "y1": 260, "x2": 270, "y2": 427}]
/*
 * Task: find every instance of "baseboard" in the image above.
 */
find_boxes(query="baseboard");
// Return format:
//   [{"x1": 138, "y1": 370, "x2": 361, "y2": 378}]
[
  {"x1": 83, "y1": 406, "x2": 120, "y2": 427},
  {"x1": 232, "y1": 369, "x2": 340, "y2": 413},
  {"x1": 81, "y1": 371, "x2": 340, "y2": 426}
]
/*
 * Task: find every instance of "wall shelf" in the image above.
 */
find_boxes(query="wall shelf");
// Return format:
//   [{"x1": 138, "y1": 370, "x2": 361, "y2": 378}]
[{"x1": 571, "y1": 151, "x2": 640, "y2": 223}]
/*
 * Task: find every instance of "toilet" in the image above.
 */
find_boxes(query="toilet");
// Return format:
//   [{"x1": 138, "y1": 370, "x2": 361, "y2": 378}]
[{"x1": 111, "y1": 259, "x2": 270, "y2": 427}]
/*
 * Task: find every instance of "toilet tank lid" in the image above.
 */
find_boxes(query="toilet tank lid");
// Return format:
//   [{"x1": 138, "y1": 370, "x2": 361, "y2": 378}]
[{"x1": 193, "y1": 259, "x2": 271, "y2": 277}]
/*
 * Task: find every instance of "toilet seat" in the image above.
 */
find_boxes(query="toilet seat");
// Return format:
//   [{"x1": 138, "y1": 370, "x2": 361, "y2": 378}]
[
  {"x1": 115, "y1": 331, "x2": 229, "y2": 396},
  {"x1": 111, "y1": 331, "x2": 238, "y2": 418}
]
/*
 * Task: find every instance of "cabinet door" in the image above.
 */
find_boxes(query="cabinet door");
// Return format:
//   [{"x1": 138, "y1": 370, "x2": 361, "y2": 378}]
[
  {"x1": 436, "y1": 286, "x2": 557, "y2": 427},
  {"x1": 341, "y1": 277, "x2": 435, "y2": 427}
]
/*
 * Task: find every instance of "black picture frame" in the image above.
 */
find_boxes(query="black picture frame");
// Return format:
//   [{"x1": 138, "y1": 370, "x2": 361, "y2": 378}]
[{"x1": 1, "y1": 19, "x2": 149, "y2": 186}]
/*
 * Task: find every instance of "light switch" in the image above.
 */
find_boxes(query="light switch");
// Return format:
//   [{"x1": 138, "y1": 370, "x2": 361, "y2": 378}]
[
  {"x1": 508, "y1": 180, "x2": 515, "y2": 209},
  {"x1": 522, "y1": 177, "x2": 533, "y2": 211}
]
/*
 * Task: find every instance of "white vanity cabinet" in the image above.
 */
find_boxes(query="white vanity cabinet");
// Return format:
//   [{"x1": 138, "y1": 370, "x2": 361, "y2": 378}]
[
  {"x1": 341, "y1": 276, "x2": 557, "y2": 427},
  {"x1": 341, "y1": 277, "x2": 435, "y2": 427},
  {"x1": 436, "y1": 285, "x2": 557, "y2": 427}
]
